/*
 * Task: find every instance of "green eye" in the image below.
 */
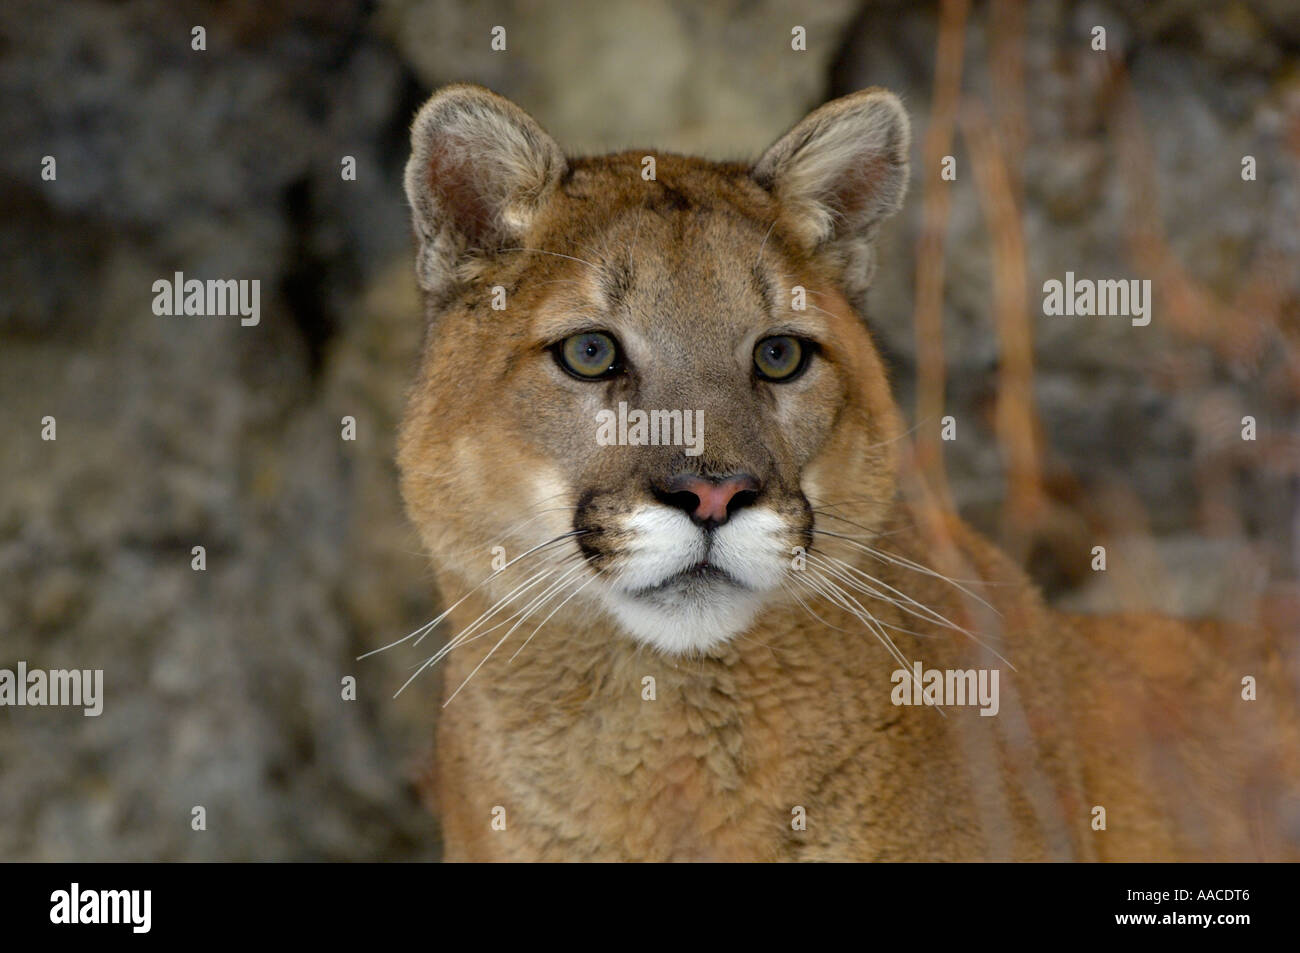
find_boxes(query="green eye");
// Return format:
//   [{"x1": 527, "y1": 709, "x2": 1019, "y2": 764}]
[
  {"x1": 753, "y1": 335, "x2": 808, "y2": 382},
  {"x1": 557, "y1": 331, "x2": 620, "y2": 379}
]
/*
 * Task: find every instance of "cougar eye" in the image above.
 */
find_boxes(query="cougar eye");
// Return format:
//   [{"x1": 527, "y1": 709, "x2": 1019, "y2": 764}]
[
  {"x1": 753, "y1": 335, "x2": 809, "y2": 382},
  {"x1": 556, "y1": 331, "x2": 621, "y2": 379}
]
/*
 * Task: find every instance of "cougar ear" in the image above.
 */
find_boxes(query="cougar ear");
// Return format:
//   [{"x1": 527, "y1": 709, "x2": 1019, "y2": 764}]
[
  {"x1": 404, "y1": 84, "x2": 567, "y2": 301},
  {"x1": 752, "y1": 89, "x2": 910, "y2": 301}
]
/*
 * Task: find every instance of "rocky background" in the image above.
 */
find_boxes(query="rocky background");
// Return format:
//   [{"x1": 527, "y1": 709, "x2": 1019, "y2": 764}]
[{"x1": 1, "y1": 0, "x2": 1296, "y2": 860}]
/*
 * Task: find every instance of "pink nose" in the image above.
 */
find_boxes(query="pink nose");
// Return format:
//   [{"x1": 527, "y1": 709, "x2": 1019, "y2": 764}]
[{"x1": 664, "y1": 474, "x2": 760, "y2": 525}]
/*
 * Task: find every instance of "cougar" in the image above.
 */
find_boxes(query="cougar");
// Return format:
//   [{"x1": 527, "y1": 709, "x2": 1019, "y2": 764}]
[{"x1": 392, "y1": 83, "x2": 1298, "y2": 861}]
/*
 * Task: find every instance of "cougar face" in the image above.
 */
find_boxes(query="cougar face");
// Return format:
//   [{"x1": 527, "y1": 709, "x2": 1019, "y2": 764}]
[{"x1": 399, "y1": 84, "x2": 909, "y2": 655}]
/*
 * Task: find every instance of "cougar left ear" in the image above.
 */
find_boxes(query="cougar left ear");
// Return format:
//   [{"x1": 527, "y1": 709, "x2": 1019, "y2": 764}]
[
  {"x1": 404, "y1": 84, "x2": 567, "y2": 303},
  {"x1": 752, "y1": 89, "x2": 910, "y2": 299}
]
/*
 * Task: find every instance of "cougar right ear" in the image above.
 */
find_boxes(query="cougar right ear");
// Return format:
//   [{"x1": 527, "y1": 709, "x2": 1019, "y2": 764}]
[
  {"x1": 404, "y1": 84, "x2": 567, "y2": 302},
  {"x1": 752, "y1": 89, "x2": 910, "y2": 304}
]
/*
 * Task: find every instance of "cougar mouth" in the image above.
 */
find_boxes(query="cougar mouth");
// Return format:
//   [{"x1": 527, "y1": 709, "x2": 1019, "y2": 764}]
[
  {"x1": 630, "y1": 560, "x2": 740, "y2": 597},
  {"x1": 579, "y1": 500, "x2": 801, "y2": 653}
]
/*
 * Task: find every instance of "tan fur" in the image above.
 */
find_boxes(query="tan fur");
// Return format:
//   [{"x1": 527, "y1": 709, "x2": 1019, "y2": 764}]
[{"x1": 396, "y1": 85, "x2": 1299, "y2": 861}]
